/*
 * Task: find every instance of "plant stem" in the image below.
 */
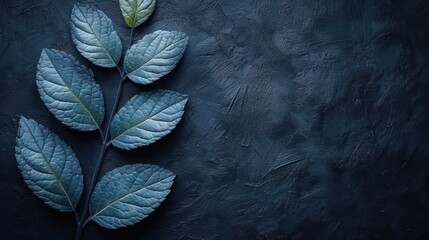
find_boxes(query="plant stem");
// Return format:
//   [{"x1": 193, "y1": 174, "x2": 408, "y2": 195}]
[
  {"x1": 75, "y1": 223, "x2": 83, "y2": 240},
  {"x1": 74, "y1": 78, "x2": 125, "y2": 240},
  {"x1": 74, "y1": 27, "x2": 135, "y2": 240},
  {"x1": 73, "y1": 209, "x2": 80, "y2": 225},
  {"x1": 128, "y1": 27, "x2": 135, "y2": 49}
]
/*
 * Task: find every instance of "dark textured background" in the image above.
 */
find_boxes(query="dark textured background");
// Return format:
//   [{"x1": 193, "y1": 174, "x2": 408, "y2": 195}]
[{"x1": 1, "y1": 0, "x2": 429, "y2": 239}]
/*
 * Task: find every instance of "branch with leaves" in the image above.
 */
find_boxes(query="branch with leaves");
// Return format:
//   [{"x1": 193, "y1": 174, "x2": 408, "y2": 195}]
[{"x1": 15, "y1": 1, "x2": 189, "y2": 239}]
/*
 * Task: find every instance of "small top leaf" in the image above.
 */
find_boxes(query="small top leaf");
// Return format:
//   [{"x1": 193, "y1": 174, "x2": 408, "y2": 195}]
[
  {"x1": 36, "y1": 48, "x2": 105, "y2": 131},
  {"x1": 119, "y1": 0, "x2": 156, "y2": 28},
  {"x1": 15, "y1": 117, "x2": 84, "y2": 212},
  {"x1": 124, "y1": 30, "x2": 188, "y2": 85},
  {"x1": 70, "y1": 3, "x2": 123, "y2": 68},
  {"x1": 110, "y1": 90, "x2": 188, "y2": 150},
  {"x1": 89, "y1": 164, "x2": 175, "y2": 229}
]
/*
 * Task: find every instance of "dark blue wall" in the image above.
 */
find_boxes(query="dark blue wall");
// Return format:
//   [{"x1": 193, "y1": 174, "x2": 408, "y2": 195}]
[{"x1": 1, "y1": 0, "x2": 429, "y2": 239}]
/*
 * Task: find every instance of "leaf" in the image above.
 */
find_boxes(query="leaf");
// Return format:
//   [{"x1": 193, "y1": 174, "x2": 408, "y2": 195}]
[
  {"x1": 89, "y1": 164, "x2": 175, "y2": 229},
  {"x1": 15, "y1": 117, "x2": 84, "y2": 212},
  {"x1": 119, "y1": 0, "x2": 156, "y2": 28},
  {"x1": 70, "y1": 3, "x2": 123, "y2": 68},
  {"x1": 124, "y1": 30, "x2": 188, "y2": 85},
  {"x1": 110, "y1": 90, "x2": 188, "y2": 150},
  {"x1": 36, "y1": 48, "x2": 105, "y2": 131}
]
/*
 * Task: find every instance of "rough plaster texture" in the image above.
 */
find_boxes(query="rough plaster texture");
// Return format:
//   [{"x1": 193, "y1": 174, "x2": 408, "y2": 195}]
[{"x1": 1, "y1": 0, "x2": 429, "y2": 239}]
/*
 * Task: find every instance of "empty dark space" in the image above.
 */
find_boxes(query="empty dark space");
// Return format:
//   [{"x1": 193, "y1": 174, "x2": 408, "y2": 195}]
[{"x1": 1, "y1": 0, "x2": 429, "y2": 239}]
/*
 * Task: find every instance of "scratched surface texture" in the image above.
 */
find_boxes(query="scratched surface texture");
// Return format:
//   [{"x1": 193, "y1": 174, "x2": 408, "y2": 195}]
[{"x1": 1, "y1": 0, "x2": 429, "y2": 239}]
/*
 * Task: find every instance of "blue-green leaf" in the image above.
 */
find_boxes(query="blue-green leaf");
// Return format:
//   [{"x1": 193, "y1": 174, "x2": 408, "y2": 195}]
[
  {"x1": 124, "y1": 30, "x2": 188, "y2": 85},
  {"x1": 89, "y1": 164, "x2": 175, "y2": 229},
  {"x1": 70, "y1": 3, "x2": 123, "y2": 68},
  {"x1": 36, "y1": 48, "x2": 105, "y2": 131},
  {"x1": 119, "y1": 0, "x2": 156, "y2": 28},
  {"x1": 15, "y1": 117, "x2": 84, "y2": 212},
  {"x1": 110, "y1": 90, "x2": 188, "y2": 150}
]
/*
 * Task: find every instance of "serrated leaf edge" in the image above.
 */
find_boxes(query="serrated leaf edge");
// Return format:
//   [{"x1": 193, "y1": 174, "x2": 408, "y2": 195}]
[
  {"x1": 121, "y1": 0, "x2": 156, "y2": 27},
  {"x1": 37, "y1": 49, "x2": 103, "y2": 131},
  {"x1": 110, "y1": 91, "x2": 188, "y2": 146},
  {"x1": 16, "y1": 117, "x2": 81, "y2": 211},
  {"x1": 71, "y1": 3, "x2": 122, "y2": 67},
  {"x1": 90, "y1": 173, "x2": 175, "y2": 220},
  {"x1": 126, "y1": 30, "x2": 189, "y2": 80}
]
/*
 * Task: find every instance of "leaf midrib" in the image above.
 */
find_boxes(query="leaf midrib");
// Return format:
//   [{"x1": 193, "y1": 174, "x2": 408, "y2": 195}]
[
  {"x1": 75, "y1": 5, "x2": 118, "y2": 66},
  {"x1": 111, "y1": 96, "x2": 186, "y2": 142},
  {"x1": 45, "y1": 51, "x2": 101, "y2": 130},
  {"x1": 127, "y1": 0, "x2": 152, "y2": 27},
  {"x1": 90, "y1": 174, "x2": 172, "y2": 218},
  {"x1": 128, "y1": 35, "x2": 187, "y2": 76},
  {"x1": 21, "y1": 120, "x2": 75, "y2": 211}
]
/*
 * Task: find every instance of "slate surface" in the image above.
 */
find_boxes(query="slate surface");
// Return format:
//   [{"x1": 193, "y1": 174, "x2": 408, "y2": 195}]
[{"x1": 1, "y1": 0, "x2": 429, "y2": 239}]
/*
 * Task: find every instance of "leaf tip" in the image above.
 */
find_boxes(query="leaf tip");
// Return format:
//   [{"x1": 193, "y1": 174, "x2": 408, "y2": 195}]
[
  {"x1": 40, "y1": 48, "x2": 51, "y2": 58},
  {"x1": 72, "y1": 3, "x2": 96, "y2": 17},
  {"x1": 17, "y1": 117, "x2": 37, "y2": 135},
  {"x1": 72, "y1": 3, "x2": 80, "y2": 12},
  {"x1": 179, "y1": 93, "x2": 189, "y2": 105},
  {"x1": 40, "y1": 48, "x2": 61, "y2": 60},
  {"x1": 74, "y1": 2, "x2": 88, "y2": 9},
  {"x1": 18, "y1": 116, "x2": 30, "y2": 125},
  {"x1": 173, "y1": 31, "x2": 189, "y2": 42}
]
